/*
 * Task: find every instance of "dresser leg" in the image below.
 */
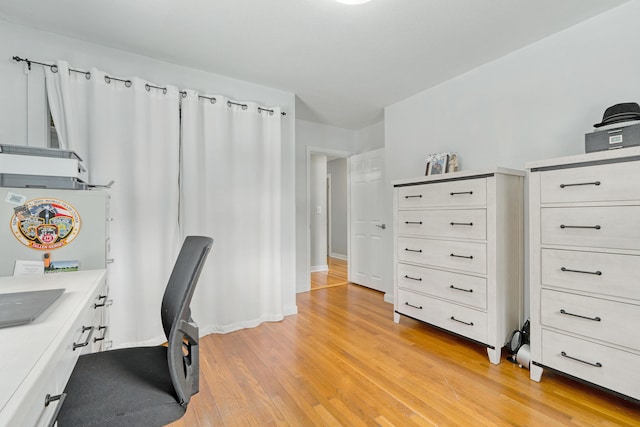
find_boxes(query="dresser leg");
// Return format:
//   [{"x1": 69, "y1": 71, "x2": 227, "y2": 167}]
[
  {"x1": 530, "y1": 364, "x2": 543, "y2": 382},
  {"x1": 393, "y1": 312, "x2": 400, "y2": 323},
  {"x1": 487, "y1": 347, "x2": 501, "y2": 365}
]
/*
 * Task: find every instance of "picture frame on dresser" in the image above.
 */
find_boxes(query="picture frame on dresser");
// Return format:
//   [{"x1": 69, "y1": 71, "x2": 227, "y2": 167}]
[{"x1": 425, "y1": 152, "x2": 449, "y2": 175}]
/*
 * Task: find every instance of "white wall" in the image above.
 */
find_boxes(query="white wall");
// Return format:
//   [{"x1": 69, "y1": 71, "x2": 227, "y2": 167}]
[
  {"x1": 327, "y1": 158, "x2": 348, "y2": 258},
  {"x1": 385, "y1": 0, "x2": 640, "y2": 318},
  {"x1": 295, "y1": 119, "x2": 355, "y2": 291},
  {"x1": 0, "y1": 19, "x2": 298, "y2": 315},
  {"x1": 310, "y1": 155, "x2": 328, "y2": 270},
  {"x1": 355, "y1": 120, "x2": 385, "y2": 154}
]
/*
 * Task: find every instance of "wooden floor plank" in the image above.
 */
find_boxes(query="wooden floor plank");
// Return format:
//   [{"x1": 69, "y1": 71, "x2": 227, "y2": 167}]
[{"x1": 170, "y1": 283, "x2": 640, "y2": 426}]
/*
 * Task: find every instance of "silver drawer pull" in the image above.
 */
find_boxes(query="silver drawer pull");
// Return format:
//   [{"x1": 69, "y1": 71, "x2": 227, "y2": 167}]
[
  {"x1": 450, "y1": 222, "x2": 473, "y2": 226},
  {"x1": 450, "y1": 316, "x2": 473, "y2": 326},
  {"x1": 560, "y1": 351, "x2": 602, "y2": 367},
  {"x1": 94, "y1": 325, "x2": 109, "y2": 342},
  {"x1": 559, "y1": 181, "x2": 601, "y2": 188},
  {"x1": 560, "y1": 224, "x2": 601, "y2": 230},
  {"x1": 404, "y1": 275, "x2": 422, "y2": 281},
  {"x1": 405, "y1": 248, "x2": 422, "y2": 253},
  {"x1": 73, "y1": 326, "x2": 95, "y2": 351},
  {"x1": 450, "y1": 253, "x2": 473, "y2": 259},
  {"x1": 94, "y1": 295, "x2": 108, "y2": 308},
  {"x1": 560, "y1": 309, "x2": 601, "y2": 322},
  {"x1": 404, "y1": 221, "x2": 423, "y2": 225},
  {"x1": 561, "y1": 267, "x2": 602, "y2": 276},
  {"x1": 45, "y1": 392, "x2": 67, "y2": 427},
  {"x1": 405, "y1": 195, "x2": 422, "y2": 199},
  {"x1": 450, "y1": 285, "x2": 473, "y2": 293},
  {"x1": 405, "y1": 302, "x2": 423, "y2": 310}
]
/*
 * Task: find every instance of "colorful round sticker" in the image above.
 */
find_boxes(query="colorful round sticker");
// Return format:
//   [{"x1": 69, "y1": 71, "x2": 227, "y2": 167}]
[{"x1": 10, "y1": 198, "x2": 81, "y2": 250}]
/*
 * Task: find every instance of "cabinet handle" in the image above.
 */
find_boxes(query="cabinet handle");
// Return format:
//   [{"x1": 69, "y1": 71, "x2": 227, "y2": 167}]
[
  {"x1": 450, "y1": 222, "x2": 473, "y2": 226},
  {"x1": 560, "y1": 267, "x2": 602, "y2": 276},
  {"x1": 94, "y1": 295, "x2": 108, "y2": 308},
  {"x1": 560, "y1": 309, "x2": 601, "y2": 322},
  {"x1": 45, "y1": 393, "x2": 67, "y2": 427},
  {"x1": 404, "y1": 221, "x2": 423, "y2": 225},
  {"x1": 450, "y1": 191, "x2": 473, "y2": 196},
  {"x1": 405, "y1": 195, "x2": 422, "y2": 199},
  {"x1": 450, "y1": 316, "x2": 473, "y2": 326},
  {"x1": 450, "y1": 253, "x2": 473, "y2": 259},
  {"x1": 405, "y1": 302, "x2": 423, "y2": 310},
  {"x1": 559, "y1": 181, "x2": 600, "y2": 188},
  {"x1": 94, "y1": 325, "x2": 109, "y2": 342},
  {"x1": 450, "y1": 285, "x2": 473, "y2": 293},
  {"x1": 404, "y1": 275, "x2": 422, "y2": 281},
  {"x1": 73, "y1": 326, "x2": 95, "y2": 351},
  {"x1": 560, "y1": 351, "x2": 602, "y2": 367},
  {"x1": 405, "y1": 248, "x2": 422, "y2": 253},
  {"x1": 560, "y1": 224, "x2": 601, "y2": 230},
  {"x1": 106, "y1": 258, "x2": 115, "y2": 264}
]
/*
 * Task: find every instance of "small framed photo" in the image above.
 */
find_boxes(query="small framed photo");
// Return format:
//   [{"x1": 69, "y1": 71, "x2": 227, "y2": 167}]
[{"x1": 425, "y1": 152, "x2": 450, "y2": 175}]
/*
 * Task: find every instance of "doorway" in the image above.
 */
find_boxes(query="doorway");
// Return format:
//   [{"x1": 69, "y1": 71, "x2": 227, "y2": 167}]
[{"x1": 306, "y1": 148, "x2": 350, "y2": 291}]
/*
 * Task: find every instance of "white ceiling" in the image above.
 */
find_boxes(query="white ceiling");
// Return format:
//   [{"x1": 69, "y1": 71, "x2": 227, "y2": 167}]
[{"x1": 0, "y1": 0, "x2": 630, "y2": 130}]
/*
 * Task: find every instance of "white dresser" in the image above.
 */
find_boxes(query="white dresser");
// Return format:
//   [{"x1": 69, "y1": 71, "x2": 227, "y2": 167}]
[
  {"x1": 527, "y1": 147, "x2": 640, "y2": 401},
  {"x1": 393, "y1": 168, "x2": 524, "y2": 364}
]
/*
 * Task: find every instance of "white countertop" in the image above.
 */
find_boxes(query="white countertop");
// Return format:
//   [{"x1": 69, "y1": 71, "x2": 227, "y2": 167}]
[{"x1": 0, "y1": 269, "x2": 106, "y2": 422}]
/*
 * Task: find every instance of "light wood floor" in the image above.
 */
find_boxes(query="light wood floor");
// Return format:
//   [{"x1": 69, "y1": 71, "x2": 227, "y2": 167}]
[
  {"x1": 169, "y1": 281, "x2": 640, "y2": 426},
  {"x1": 310, "y1": 257, "x2": 348, "y2": 290}
]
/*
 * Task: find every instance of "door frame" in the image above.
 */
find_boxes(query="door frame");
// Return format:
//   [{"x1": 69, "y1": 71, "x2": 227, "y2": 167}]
[{"x1": 305, "y1": 146, "x2": 351, "y2": 292}]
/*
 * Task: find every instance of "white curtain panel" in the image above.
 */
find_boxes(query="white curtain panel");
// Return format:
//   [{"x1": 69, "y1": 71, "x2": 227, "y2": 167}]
[
  {"x1": 180, "y1": 91, "x2": 283, "y2": 334},
  {"x1": 45, "y1": 61, "x2": 181, "y2": 347}
]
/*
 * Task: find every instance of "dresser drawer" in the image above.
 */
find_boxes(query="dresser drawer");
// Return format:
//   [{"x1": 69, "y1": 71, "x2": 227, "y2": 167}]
[
  {"x1": 9, "y1": 367, "x2": 59, "y2": 427},
  {"x1": 541, "y1": 206, "x2": 640, "y2": 250},
  {"x1": 540, "y1": 161, "x2": 640, "y2": 204},
  {"x1": 541, "y1": 329, "x2": 640, "y2": 400},
  {"x1": 541, "y1": 289, "x2": 640, "y2": 351},
  {"x1": 397, "y1": 209, "x2": 486, "y2": 240},
  {"x1": 397, "y1": 179, "x2": 487, "y2": 209},
  {"x1": 397, "y1": 263, "x2": 487, "y2": 309},
  {"x1": 541, "y1": 249, "x2": 640, "y2": 301},
  {"x1": 397, "y1": 289, "x2": 488, "y2": 343},
  {"x1": 397, "y1": 237, "x2": 487, "y2": 274}
]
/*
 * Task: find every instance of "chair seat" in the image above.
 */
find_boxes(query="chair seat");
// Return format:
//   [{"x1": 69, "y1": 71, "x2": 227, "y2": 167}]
[{"x1": 57, "y1": 346, "x2": 186, "y2": 427}]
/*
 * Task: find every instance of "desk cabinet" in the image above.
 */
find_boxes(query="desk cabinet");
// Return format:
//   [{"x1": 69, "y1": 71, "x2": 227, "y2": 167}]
[
  {"x1": 393, "y1": 168, "x2": 524, "y2": 364},
  {"x1": 0, "y1": 270, "x2": 107, "y2": 427},
  {"x1": 527, "y1": 147, "x2": 640, "y2": 401}
]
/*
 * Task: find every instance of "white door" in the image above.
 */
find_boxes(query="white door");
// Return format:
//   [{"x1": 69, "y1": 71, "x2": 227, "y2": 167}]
[{"x1": 349, "y1": 148, "x2": 387, "y2": 292}]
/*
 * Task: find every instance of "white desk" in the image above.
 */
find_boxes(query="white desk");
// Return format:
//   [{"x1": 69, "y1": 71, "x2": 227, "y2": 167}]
[{"x1": 0, "y1": 270, "x2": 107, "y2": 427}]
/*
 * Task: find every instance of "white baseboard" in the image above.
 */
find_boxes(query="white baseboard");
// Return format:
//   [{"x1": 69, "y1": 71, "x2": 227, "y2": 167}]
[
  {"x1": 329, "y1": 252, "x2": 347, "y2": 261},
  {"x1": 310, "y1": 264, "x2": 329, "y2": 272},
  {"x1": 384, "y1": 292, "x2": 394, "y2": 305}
]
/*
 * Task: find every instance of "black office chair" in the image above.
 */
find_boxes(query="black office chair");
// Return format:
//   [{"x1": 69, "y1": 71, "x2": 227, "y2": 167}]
[{"x1": 56, "y1": 236, "x2": 213, "y2": 427}]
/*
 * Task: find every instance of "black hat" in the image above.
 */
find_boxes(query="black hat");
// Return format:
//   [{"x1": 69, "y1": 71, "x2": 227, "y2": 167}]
[{"x1": 594, "y1": 102, "x2": 640, "y2": 128}]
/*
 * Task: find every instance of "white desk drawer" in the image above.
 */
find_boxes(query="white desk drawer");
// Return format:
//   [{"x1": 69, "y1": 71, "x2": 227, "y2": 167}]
[
  {"x1": 540, "y1": 161, "x2": 640, "y2": 204},
  {"x1": 541, "y1": 249, "x2": 640, "y2": 301},
  {"x1": 397, "y1": 209, "x2": 486, "y2": 240},
  {"x1": 397, "y1": 263, "x2": 487, "y2": 309},
  {"x1": 541, "y1": 289, "x2": 640, "y2": 351},
  {"x1": 397, "y1": 289, "x2": 488, "y2": 343},
  {"x1": 397, "y1": 179, "x2": 487, "y2": 209},
  {"x1": 397, "y1": 237, "x2": 487, "y2": 274},
  {"x1": 541, "y1": 329, "x2": 640, "y2": 401},
  {"x1": 541, "y1": 206, "x2": 640, "y2": 250}
]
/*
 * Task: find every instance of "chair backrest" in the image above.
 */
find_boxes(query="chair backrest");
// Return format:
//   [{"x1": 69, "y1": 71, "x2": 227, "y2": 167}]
[{"x1": 161, "y1": 235, "x2": 213, "y2": 406}]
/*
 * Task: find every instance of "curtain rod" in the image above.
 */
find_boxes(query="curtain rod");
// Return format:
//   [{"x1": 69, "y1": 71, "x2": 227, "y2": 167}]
[{"x1": 12, "y1": 55, "x2": 287, "y2": 116}]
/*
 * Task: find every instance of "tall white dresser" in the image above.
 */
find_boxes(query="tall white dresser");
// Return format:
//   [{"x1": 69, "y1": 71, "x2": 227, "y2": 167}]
[
  {"x1": 527, "y1": 147, "x2": 640, "y2": 401},
  {"x1": 393, "y1": 168, "x2": 524, "y2": 364}
]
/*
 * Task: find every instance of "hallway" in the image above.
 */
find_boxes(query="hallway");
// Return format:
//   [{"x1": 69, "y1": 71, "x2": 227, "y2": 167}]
[{"x1": 310, "y1": 257, "x2": 348, "y2": 290}]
